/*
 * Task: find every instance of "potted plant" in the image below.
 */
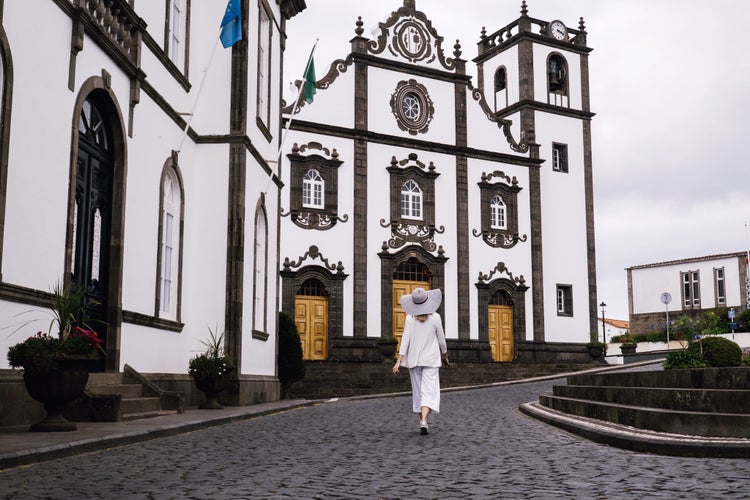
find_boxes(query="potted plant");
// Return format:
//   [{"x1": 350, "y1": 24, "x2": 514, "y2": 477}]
[
  {"x1": 585, "y1": 340, "x2": 606, "y2": 362},
  {"x1": 619, "y1": 332, "x2": 637, "y2": 356},
  {"x1": 6, "y1": 281, "x2": 103, "y2": 431},
  {"x1": 188, "y1": 326, "x2": 234, "y2": 409},
  {"x1": 376, "y1": 336, "x2": 399, "y2": 360}
]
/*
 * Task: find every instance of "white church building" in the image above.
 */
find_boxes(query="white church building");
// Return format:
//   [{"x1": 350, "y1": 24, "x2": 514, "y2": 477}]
[
  {"x1": 0, "y1": 0, "x2": 306, "y2": 410},
  {"x1": 280, "y1": 0, "x2": 599, "y2": 363}
]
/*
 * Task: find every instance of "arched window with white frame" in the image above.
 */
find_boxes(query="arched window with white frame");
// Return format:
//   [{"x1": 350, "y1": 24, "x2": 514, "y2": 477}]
[
  {"x1": 156, "y1": 162, "x2": 184, "y2": 321},
  {"x1": 490, "y1": 195, "x2": 507, "y2": 229},
  {"x1": 253, "y1": 203, "x2": 268, "y2": 333},
  {"x1": 302, "y1": 168, "x2": 324, "y2": 208},
  {"x1": 401, "y1": 179, "x2": 422, "y2": 220}
]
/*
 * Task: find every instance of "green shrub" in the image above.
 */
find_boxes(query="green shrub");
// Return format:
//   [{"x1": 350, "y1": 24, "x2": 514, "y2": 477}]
[
  {"x1": 277, "y1": 311, "x2": 305, "y2": 397},
  {"x1": 689, "y1": 336, "x2": 742, "y2": 367},
  {"x1": 742, "y1": 352, "x2": 750, "y2": 366},
  {"x1": 696, "y1": 310, "x2": 728, "y2": 335},
  {"x1": 737, "y1": 309, "x2": 750, "y2": 331},
  {"x1": 663, "y1": 349, "x2": 705, "y2": 369},
  {"x1": 671, "y1": 316, "x2": 696, "y2": 342}
]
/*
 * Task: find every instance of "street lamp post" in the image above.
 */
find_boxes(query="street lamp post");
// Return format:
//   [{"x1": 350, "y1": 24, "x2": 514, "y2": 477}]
[{"x1": 599, "y1": 301, "x2": 606, "y2": 344}]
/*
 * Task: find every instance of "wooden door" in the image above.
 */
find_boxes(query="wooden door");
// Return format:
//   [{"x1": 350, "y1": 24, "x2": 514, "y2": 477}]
[
  {"x1": 392, "y1": 279, "x2": 430, "y2": 351},
  {"x1": 74, "y1": 98, "x2": 113, "y2": 368},
  {"x1": 488, "y1": 304, "x2": 513, "y2": 362},
  {"x1": 295, "y1": 296, "x2": 328, "y2": 360}
]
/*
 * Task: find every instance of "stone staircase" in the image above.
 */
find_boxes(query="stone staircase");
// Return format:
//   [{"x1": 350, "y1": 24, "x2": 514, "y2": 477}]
[
  {"x1": 66, "y1": 364, "x2": 184, "y2": 422},
  {"x1": 537, "y1": 367, "x2": 750, "y2": 438}
]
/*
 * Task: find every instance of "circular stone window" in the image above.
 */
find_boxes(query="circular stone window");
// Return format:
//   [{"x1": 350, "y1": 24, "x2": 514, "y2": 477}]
[{"x1": 390, "y1": 79, "x2": 434, "y2": 136}]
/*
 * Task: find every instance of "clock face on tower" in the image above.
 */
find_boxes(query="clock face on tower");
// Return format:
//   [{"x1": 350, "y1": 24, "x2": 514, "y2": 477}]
[{"x1": 548, "y1": 20, "x2": 567, "y2": 41}]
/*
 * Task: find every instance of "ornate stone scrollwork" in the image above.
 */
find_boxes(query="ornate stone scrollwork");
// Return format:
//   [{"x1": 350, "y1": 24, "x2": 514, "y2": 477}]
[
  {"x1": 280, "y1": 208, "x2": 348, "y2": 231},
  {"x1": 472, "y1": 229, "x2": 528, "y2": 248},
  {"x1": 477, "y1": 261, "x2": 526, "y2": 286},
  {"x1": 380, "y1": 219, "x2": 445, "y2": 252},
  {"x1": 283, "y1": 245, "x2": 345, "y2": 274},
  {"x1": 469, "y1": 85, "x2": 530, "y2": 153}
]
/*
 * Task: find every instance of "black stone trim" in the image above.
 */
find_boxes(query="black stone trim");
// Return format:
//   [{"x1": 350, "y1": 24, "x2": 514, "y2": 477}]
[
  {"x1": 252, "y1": 329, "x2": 270, "y2": 341},
  {"x1": 494, "y1": 99, "x2": 595, "y2": 121},
  {"x1": 288, "y1": 119, "x2": 543, "y2": 168},
  {"x1": 475, "y1": 268, "x2": 529, "y2": 361},
  {"x1": 473, "y1": 170, "x2": 527, "y2": 248},
  {"x1": 378, "y1": 245, "x2": 448, "y2": 339},
  {"x1": 474, "y1": 31, "x2": 592, "y2": 66},
  {"x1": 122, "y1": 310, "x2": 184, "y2": 332},
  {"x1": 280, "y1": 260, "x2": 348, "y2": 356},
  {"x1": 0, "y1": 23, "x2": 11, "y2": 282},
  {"x1": 0, "y1": 282, "x2": 53, "y2": 309},
  {"x1": 389, "y1": 79, "x2": 434, "y2": 135}
]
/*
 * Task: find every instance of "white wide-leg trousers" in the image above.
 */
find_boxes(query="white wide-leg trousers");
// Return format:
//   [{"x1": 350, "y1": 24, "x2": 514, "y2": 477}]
[{"x1": 408, "y1": 366, "x2": 440, "y2": 413}]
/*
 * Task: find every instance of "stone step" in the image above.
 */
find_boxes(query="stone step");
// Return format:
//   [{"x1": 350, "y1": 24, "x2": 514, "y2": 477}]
[
  {"x1": 120, "y1": 396, "x2": 161, "y2": 414},
  {"x1": 554, "y1": 385, "x2": 750, "y2": 413},
  {"x1": 566, "y1": 366, "x2": 750, "y2": 390},
  {"x1": 539, "y1": 394, "x2": 750, "y2": 438},
  {"x1": 87, "y1": 383, "x2": 143, "y2": 398}
]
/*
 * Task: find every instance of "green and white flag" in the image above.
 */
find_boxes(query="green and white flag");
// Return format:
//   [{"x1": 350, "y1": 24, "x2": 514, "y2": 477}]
[{"x1": 303, "y1": 49, "x2": 316, "y2": 104}]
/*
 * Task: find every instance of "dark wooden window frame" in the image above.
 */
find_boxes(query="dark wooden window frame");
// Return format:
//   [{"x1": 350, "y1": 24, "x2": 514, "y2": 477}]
[{"x1": 154, "y1": 155, "x2": 185, "y2": 322}]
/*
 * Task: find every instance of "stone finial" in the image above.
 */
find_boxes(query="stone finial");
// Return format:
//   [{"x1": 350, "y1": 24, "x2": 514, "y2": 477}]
[
  {"x1": 404, "y1": 0, "x2": 416, "y2": 10},
  {"x1": 520, "y1": 1, "x2": 528, "y2": 16},
  {"x1": 481, "y1": 26, "x2": 487, "y2": 39},
  {"x1": 355, "y1": 16, "x2": 364, "y2": 36},
  {"x1": 292, "y1": 142, "x2": 300, "y2": 153},
  {"x1": 578, "y1": 17, "x2": 587, "y2": 32},
  {"x1": 453, "y1": 40, "x2": 462, "y2": 58}
]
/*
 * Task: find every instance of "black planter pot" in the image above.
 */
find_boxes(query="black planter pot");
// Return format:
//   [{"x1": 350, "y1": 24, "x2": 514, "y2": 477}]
[
  {"x1": 620, "y1": 344, "x2": 637, "y2": 356},
  {"x1": 22, "y1": 359, "x2": 95, "y2": 432},
  {"x1": 194, "y1": 372, "x2": 232, "y2": 409},
  {"x1": 376, "y1": 341, "x2": 398, "y2": 361}
]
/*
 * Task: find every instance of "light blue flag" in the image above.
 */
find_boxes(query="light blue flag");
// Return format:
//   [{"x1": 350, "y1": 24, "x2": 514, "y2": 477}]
[{"x1": 220, "y1": 0, "x2": 242, "y2": 48}]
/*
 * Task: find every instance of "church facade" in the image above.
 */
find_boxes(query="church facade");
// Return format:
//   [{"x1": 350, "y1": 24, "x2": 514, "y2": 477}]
[
  {"x1": 281, "y1": 1, "x2": 598, "y2": 363},
  {"x1": 0, "y1": 0, "x2": 306, "y2": 407}
]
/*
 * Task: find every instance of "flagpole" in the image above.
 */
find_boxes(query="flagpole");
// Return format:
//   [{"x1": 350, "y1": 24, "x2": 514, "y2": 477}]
[
  {"x1": 176, "y1": 37, "x2": 222, "y2": 153},
  {"x1": 263, "y1": 39, "x2": 318, "y2": 195},
  {"x1": 273, "y1": 38, "x2": 318, "y2": 164}
]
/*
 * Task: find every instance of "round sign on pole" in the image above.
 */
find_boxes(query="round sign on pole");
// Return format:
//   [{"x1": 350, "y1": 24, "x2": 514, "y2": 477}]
[{"x1": 660, "y1": 292, "x2": 672, "y2": 305}]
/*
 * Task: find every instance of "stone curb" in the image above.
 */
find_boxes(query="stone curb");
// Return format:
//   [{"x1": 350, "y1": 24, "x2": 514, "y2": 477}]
[{"x1": 519, "y1": 401, "x2": 750, "y2": 458}]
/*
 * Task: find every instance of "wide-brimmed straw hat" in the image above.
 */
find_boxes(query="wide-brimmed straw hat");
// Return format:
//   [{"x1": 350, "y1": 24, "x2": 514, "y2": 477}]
[{"x1": 400, "y1": 287, "x2": 442, "y2": 316}]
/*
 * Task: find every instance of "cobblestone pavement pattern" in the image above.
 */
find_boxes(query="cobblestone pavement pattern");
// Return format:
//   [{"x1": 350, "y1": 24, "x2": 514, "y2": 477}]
[{"x1": 1, "y1": 376, "x2": 748, "y2": 499}]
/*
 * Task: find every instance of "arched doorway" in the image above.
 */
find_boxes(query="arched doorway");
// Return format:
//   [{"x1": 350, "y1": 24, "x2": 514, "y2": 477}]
[
  {"x1": 392, "y1": 257, "x2": 432, "y2": 349},
  {"x1": 72, "y1": 96, "x2": 114, "y2": 364},
  {"x1": 488, "y1": 290, "x2": 513, "y2": 361},
  {"x1": 295, "y1": 278, "x2": 329, "y2": 360}
]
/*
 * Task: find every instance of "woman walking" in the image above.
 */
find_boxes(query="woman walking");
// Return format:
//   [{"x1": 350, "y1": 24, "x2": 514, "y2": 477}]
[{"x1": 392, "y1": 287, "x2": 449, "y2": 435}]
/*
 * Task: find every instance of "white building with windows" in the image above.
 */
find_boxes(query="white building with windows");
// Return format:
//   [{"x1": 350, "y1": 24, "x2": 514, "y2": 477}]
[
  {"x1": 0, "y1": 0, "x2": 307, "y2": 416},
  {"x1": 280, "y1": 0, "x2": 599, "y2": 363},
  {"x1": 627, "y1": 251, "x2": 749, "y2": 333}
]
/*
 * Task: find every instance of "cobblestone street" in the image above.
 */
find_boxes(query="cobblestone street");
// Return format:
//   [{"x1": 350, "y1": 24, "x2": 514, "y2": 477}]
[{"x1": 1, "y1": 376, "x2": 748, "y2": 499}]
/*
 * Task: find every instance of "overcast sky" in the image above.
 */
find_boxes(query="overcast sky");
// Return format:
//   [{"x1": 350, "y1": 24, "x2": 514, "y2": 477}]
[{"x1": 284, "y1": 1, "x2": 750, "y2": 322}]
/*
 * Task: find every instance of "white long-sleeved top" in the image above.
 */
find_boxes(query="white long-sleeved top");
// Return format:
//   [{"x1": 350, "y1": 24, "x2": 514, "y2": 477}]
[{"x1": 398, "y1": 312, "x2": 447, "y2": 368}]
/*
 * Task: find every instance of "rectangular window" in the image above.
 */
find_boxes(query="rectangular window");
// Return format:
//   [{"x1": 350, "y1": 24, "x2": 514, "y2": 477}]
[
  {"x1": 682, "y1": 270, "x2": 700, "y2": 308},
  {"x1": 165, "y1": 0, "x2": 187, "y2": 70},
  {"x1": 556, "y1": 284, "x2": 573, "y2": 316},
  {"x1": 552, "y1": 143, "x2": 568, "y2": 173},
  {"x1": 714, "y1": 267, "x2": 725, "y2": 306},
  {"x1": 257, "y1": 4, "x2": 272, "y2": 127}
]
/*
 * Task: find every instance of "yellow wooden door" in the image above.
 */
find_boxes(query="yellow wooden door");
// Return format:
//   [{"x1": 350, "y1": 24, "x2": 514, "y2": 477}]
[
  {"x1": 488, "y1": 304, "x2": 513, "y2": 362},
  {"x1": 392, "y1": 279, "x2": 431, "y2": 351},
  {"x1": 295, "y1": 296, "x2": 328, "y2": 360}
]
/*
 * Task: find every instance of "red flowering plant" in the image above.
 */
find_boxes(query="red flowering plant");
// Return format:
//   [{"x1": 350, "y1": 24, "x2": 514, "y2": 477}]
[{"x1": 7, "y1": 281, "x2": 104, "y2": 373}]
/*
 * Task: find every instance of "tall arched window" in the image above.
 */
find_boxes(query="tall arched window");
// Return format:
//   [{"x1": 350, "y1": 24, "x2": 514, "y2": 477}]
[
  {"x1": 401, "y1": 179, "x2": 422, "y2": 220},
  {"x1": 302, "y1": 168, "x2": 324, "y2": 208},
  {"x1": 253, "y1": 204, "x2": 268, "y2": 333},
  {"x1": 156, "y1": 162, "x2": 184, "y2": 320},
  {"x1": 490, "y1": 195, "x2": 507, "y2": 229}
]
